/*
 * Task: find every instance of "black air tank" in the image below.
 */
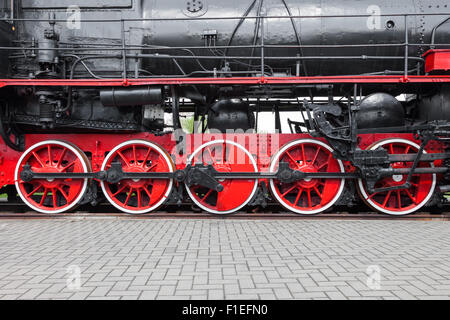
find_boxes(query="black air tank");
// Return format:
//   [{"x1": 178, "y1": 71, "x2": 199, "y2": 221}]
[{"x1": 142, "y1": 0, "x2": 450, "y2": 76}]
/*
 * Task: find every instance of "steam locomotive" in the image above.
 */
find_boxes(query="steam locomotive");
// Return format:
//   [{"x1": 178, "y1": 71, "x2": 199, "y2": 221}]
[{"x1": 0, "y1": 0, "x2": 449, "y2": 215}]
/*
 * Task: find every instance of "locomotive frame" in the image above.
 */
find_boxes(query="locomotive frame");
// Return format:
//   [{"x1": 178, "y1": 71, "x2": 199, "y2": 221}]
[{"x1": 0, "y1": 5, "x2": 449, "y2": 216}]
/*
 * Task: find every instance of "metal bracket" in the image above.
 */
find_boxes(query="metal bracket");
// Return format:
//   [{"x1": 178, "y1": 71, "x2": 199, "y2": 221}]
[
  {"x1": 248, "y1": 181, "x2": 270, "y2": 208},
  {"x1": 184, "y1": 165, "x2": 224, "y2": 192}
]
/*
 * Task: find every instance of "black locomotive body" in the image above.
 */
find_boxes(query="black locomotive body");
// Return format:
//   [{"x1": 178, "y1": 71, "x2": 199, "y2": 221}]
[{"x1": 13, "y1": 0, "x2": 450, "y2": 76}]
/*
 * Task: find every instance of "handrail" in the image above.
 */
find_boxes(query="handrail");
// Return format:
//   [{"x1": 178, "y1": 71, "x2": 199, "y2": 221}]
[{"x1": 1, "y1": 12, "x2": 450, "y2": 22}]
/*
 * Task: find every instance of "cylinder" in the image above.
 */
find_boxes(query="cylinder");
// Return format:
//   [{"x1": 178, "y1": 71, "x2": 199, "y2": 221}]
[
  {"x1": 38, "y1": 38, "x2": 57, "y2": 64},
  {"x1": 39, "y1": 103, "x2": 54, "y2": 123},
  {"x1": 100, "y1": 86, "x2": 163, "y2": 107}
]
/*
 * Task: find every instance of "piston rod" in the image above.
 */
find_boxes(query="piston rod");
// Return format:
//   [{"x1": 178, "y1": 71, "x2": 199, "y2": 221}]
[{"x1": 19, "y1": 162, "x2": 449, "y2": 187}]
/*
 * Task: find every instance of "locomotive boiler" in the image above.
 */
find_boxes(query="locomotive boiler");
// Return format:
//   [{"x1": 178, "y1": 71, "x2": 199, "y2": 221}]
[
  {"x1": 0, "y1": 0, "x2": 449, "y2": 216},
  {"x1": 12, "y1": 1, "x2": 450, "y2": 78}
]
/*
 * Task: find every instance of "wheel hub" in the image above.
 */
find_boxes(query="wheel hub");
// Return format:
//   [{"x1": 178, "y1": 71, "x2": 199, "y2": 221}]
[
  {"x1": 391, "y1": 174, "x2": 404, "y2": 183},
  {"x1": 297, "y1": 165, "x2": 318, "y2": 188},
  {"x1": 388, "y1": 163, "x2": 407, "y2": 185},
  {"x1": 33, "y1": 166, "x2": 64, "y2": 187},
  {"x1": 214, "y1": 164, "x2": 231, "y2": 183},
  {"x1": 123, "y1": 166, "x2": 147, "y2": 188}
]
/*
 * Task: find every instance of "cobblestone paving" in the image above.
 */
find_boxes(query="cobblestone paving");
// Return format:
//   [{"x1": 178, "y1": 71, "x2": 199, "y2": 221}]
[{"x1": 0, "y1": 218, "x2": 449, "y2": 300}]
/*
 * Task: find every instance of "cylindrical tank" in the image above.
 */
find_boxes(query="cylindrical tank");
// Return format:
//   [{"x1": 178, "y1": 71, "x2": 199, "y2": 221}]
[
  {"x1": 16, "y1": 0, "x2": 450, "y2": 77},
  {"x1": 142, "y1": 0, "x2": 450, "y2": 76},
  {"x1": 356, "y1": 93, "x2": 405, "y2": 129},
  {"x1": 207, "y1": 99, "x2": 256, "y2": 132}
]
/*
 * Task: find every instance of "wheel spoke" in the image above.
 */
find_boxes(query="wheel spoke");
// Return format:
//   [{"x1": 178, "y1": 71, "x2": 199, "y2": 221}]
[
  {"x1": 133, "y1": 145, "x2": 137, "y2": 164},
  {"x1": 201, "y1": 189, "x2": 213, "y2": 202},
  {"x1": 285, "y1": 151, "x2": 301, "y2": 169},
  {"x1": 307, "y1": 189, "x2": 312, "y2": 208},
  {"x1": 281, "y1": 185, "x2": 297, "y2": 197},
  {"x1": 301, "y1": 144, "x2": 306, "y2": 163},
  {"x1": 112, "y1": 185, "x2": 127, "y2": 197},
  {"x1": 382, "y1": 191, "x2": 392, "y2": 207},
  {"x1": 124, "y1": 188, "x2": 133, "y2": 206},
  {"x1": 32, "y1": 152, "x2": 46, "y2": 168},
  {"x1": 57, "y1": 187, "x2": 69, "y2": 202},
  {"x1": 312, "y1": 147, "x2": 321, "y2": 166},
  {"x1": 294, "y1": 188, "x2": 303, "y2": 206},
  {"x1": 62, "y1": 160, "x2": 77, "y2": 172},
  {"x1": 27, "y1": 184, "x2": 43, "y2": 197},
  {"x1": 396, "y1": 190, "x2": 402, "y2": 209},
  {"x1": 405, "y1": 189, "x2": 417, "y2": 204},
  {"x1": 48, "y1": 146, "x2": 52, "y2": 165},
  {"x1": 40, "y1": 188, "x2": 49, "y2": 206},
  {"x1": 137, "y1": 188, "x2": 142, "y2": 207},
  {"x1": 143, "y1": 147, "x2": 152, "y2": 164},
  {"x1": 57, "y1": 148, "x2": 67, "y2": 168},
  {"x1": 52, "y1": 188, "x2": 58, "y2": 208},
  {"x1": 117, "y1": 151, "x2": 129, "y2": 166},
  {"x1": 143, "y1": 186, "x2": 152, "y2": 199},
  {"x1": 146, "y1": 163, "x2": 158, "y2": 172},
  {"x1": 313, "y1": 186, "x2": 323, "y2": 200},
  {"x1": 368, "y1": 192, "x2": 379, "y2": 200},
  {"x1": 389, "y1": 144, "x2": 394, "y2": 154}
]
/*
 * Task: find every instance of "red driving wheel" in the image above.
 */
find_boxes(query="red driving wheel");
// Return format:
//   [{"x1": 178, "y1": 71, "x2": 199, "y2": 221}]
[
  {"x1": 357, "y1": 139, "x2": 436, "y2": 215},
  {"x1": 269, "y1": 139, "x2": 345, "y2": 215},
  {"x1": 101, "y1": 140, "x2": 174, "y2": 214},
  {"x1": 15, "y1": 140, "x2": 91, "y2": 214},
  {"x1": 185, "y1": 140, "x2": 258, "y2": 215}
]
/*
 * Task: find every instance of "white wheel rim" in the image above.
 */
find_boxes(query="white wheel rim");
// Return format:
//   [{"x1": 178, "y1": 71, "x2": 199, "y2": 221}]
[
  {"x1": 185, "y1": 140, "x2": 258, "y2": 215},
  {"x1": 357, "y1": 138, "x2": 437, "y2": 216},
  {"x1": 269, "y1": 139, "x2": 346, "y2": 215},
  {"x1": 15, "y1": 140, "x2": 89, "y2": 214},
  {"x1": 100, "y1": 140, "x2": 174, "y2": 214}
]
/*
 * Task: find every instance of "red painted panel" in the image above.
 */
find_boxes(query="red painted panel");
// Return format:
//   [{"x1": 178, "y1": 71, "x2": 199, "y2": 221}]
[
  {"x1": 423, "y1": 49, "x2": 450, "y2": 73},
  {"x1": 0, "y1": 132, "x2": 444, "y2": 188}
]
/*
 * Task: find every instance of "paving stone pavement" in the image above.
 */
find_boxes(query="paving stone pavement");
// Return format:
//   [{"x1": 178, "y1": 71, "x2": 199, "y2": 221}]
[{"x1": 0, "y1": 218, "x2": 449, "y2": 300}]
